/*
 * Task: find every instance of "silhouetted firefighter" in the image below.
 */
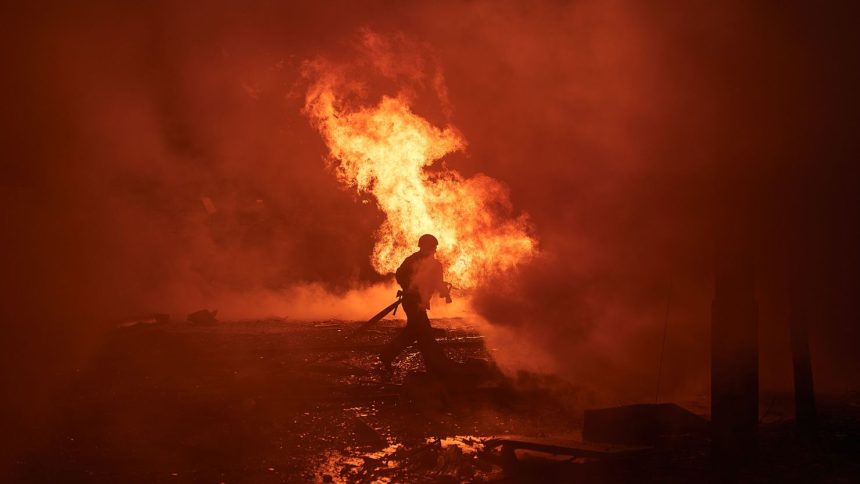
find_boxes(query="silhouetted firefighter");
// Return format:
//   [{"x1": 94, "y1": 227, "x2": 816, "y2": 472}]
[{"x1": 380, "y1": 234, "x2": 453, "y2": 373}]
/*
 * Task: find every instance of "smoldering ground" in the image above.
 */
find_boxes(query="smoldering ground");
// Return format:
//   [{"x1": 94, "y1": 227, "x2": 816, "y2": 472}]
[{"x1": 2, "y1": 0, "x2": 860, "y2": 469}]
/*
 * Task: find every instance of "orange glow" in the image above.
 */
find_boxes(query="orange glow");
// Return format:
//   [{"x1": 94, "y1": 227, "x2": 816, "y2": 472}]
[{"x1": 305, "y1": 79, "x2": 536, "y2": 289}]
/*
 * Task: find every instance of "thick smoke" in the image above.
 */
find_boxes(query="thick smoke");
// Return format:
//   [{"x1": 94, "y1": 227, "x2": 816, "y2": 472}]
[{"x1": 2, "y1": 0, "x2": 860, "y2": 460}]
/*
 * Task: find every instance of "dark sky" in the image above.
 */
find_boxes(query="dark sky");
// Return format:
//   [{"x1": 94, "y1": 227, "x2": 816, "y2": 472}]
[{"x1": 2, "y1": 0, "x2": 859, "y2": 457}]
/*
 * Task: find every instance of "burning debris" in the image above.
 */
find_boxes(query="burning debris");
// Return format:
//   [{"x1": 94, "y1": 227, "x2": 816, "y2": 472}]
[{"x1": 6, "y1": 2, "x2": 860, "y2": 482}]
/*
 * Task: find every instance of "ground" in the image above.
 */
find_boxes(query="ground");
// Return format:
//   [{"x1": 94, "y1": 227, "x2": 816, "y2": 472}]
[{"x1": 8, "y1": 318, "x2": 860, "y2": 483}]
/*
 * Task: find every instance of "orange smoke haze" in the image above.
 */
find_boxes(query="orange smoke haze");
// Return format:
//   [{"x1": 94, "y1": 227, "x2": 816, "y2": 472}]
[{"x1": 2, "y1": 0, "x2": 860, "y2": 448}]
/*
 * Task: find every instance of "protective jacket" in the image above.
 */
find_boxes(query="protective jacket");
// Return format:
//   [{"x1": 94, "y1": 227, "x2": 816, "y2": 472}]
[{"x1": 395, "y1": 251, "x2": 446, "y2": 309}]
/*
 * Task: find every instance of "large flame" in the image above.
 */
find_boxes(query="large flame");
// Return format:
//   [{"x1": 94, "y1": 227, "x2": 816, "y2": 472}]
[{"x1": 305, "y1": 80, "x2": 536, "y2": 289}]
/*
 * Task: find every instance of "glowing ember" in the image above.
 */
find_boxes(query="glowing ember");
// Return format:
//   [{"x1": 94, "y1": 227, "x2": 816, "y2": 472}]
[{"x1": 305, "y1": 75, "x2": 536, "y2": 289}]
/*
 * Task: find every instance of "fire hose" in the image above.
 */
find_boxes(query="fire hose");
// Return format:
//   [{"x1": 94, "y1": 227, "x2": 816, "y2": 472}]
[{"x1": 351, "y1": 283, "x2": 453, "y2": 337}]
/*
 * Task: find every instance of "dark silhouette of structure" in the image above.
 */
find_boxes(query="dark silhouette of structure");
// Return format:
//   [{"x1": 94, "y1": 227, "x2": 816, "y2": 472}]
[
  {"x1": 790, "y1": 278, "x2": 817, "y2": 437},
  {"x1": 380, "y1": 234, "x2": 453, "y2": 373},
  {"x1": 711, "y1": 249, "x2": 759, "y2": 468}
]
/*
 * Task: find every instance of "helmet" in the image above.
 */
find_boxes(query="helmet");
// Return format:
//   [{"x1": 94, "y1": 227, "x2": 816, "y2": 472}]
[{"x1": 418, "y1": 234, "x2": 439, "y2": 250}]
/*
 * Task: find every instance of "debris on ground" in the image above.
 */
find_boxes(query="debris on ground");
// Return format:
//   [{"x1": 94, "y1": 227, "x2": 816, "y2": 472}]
[
  {"x1": 316, "y1": 435, "x2": 504, "y2": 482},
  {"x1": 350, "y1": 416, "x2": 386, "y2": 447},
  {"x1": 117, "y1": 313, "x2": 170, "y2": 328},
  {"x1": 187, "y1": 308, "x2": 218, "y2": 325},
  {"x1": 582, "y1": 403, "x2": 709, "y2": 445},
  {"x1": 16, "y1": 318, "x2": 860, "y2": 483}
]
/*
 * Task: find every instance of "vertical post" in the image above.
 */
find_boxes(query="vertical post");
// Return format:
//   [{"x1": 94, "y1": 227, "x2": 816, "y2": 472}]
[
  {"x1": 789, "y1": 282, "x2": 817, "y2": 437},
  {"x1": 711, "y1": 249, "x2": 758, "y2": 467},
  {"x1": 655, "y1": 281, "x2": 672, "y2": 403}
]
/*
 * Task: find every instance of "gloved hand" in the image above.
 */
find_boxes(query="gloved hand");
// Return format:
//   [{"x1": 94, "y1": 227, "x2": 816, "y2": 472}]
[{"x1": 441, "y1": 282, "x2": 453, "y2": 304}]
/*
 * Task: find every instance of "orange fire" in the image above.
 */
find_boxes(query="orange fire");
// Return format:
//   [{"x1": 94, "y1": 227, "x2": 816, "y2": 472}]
[{"x1": 305, "y1": 76, "x2": 536, "y2": 289}]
